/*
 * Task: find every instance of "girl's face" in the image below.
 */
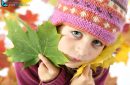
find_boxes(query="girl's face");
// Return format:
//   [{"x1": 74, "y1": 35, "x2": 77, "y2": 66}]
[{"x1": 58, "y1": 25, "x2": 105, "y2": 68}]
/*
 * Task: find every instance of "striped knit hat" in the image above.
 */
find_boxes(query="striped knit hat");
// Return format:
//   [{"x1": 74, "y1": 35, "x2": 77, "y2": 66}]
[{"x1": 50, "y1": 0, "x2": 128, "y2": 45}]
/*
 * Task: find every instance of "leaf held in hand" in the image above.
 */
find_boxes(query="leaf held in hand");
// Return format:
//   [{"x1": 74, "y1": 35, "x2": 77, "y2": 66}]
[{"x1": 5, "y1": 14, "x2": 69, "y2": 67}]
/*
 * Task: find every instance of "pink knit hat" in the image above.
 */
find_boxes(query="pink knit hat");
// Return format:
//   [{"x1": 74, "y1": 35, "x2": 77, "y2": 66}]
[{"x1": 50, "y1": 0, "x2": 128, "y2": 45}]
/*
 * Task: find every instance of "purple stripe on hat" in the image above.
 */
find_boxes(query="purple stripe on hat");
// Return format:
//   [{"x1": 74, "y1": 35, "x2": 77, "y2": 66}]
[
  {"x1": 59, "y1": 0, "x2": 123, "y2": 31},
  {"x1": 50, "y1": 10, "x2": 117, "y2": 45},
  {"x1": 115, "y1": 0, "x2": 128, "y2": 11}
]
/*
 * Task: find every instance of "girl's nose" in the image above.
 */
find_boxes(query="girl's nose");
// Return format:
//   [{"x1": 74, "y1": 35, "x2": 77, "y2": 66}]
[{"x1": 75, "y1": 40, "x2": 90, "y2": 57}]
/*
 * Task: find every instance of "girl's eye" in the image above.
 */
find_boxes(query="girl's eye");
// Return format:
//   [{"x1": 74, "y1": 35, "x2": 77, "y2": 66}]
[
  {"x1": 92, "y1": 40, "x2": 103, "y2": 47},
  {"x1": 71, "y1": 31, "x2": 82, "y2": 39}
]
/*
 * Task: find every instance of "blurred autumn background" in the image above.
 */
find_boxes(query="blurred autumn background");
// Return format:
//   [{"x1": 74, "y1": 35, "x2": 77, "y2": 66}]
[{"x1": 0, "y1": 0, "x2": 130, "y2": 85}]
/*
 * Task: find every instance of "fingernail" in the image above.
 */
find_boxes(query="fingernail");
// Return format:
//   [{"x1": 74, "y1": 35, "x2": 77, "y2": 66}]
[
  {"x1": 89, "y1": 69, "x2": 92, "y2": 76},
  {"x1": 38, "y1": 54, "x2": 42, "y2": 58},
  {"x1": 85, "y1": 65, "x2": 90, "y2": 71},
  {"x1": 88, "y1": 64, "x2": 90, "y2": 68}
]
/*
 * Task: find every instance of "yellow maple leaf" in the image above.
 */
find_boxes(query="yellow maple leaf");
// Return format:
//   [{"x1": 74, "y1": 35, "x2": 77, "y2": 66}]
[
  {"x1": 21, "y1": 0, "x2": 32, "y2": 4},
  {"x1": 91, "y1": 35, "x2": 123, "y2": 65},
  {"x1": 4, "y1": 12, "x2": 18, "y2": 21},
  {"x1": 71, "y1": 64, "x2": 87, "y2": 80},
  {"x1": 73, "y1": 35, "x2": 129, "y2": 78},
  {"x1": 114, "y1": 43, "x2": 130, "y2": 64}
]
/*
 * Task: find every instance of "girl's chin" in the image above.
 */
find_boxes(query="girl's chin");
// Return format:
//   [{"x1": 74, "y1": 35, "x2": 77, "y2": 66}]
[
  {"x1": 65, "y1": 64, "x2": 79, "y2": 68},
  {"x1": 65, "y1": 62, "x2": 82, "y2": 68}
]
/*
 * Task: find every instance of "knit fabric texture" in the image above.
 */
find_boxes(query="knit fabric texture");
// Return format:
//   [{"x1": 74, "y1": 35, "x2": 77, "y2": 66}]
[{"x1": 50, "y1": 0, "x2": 128, "y2": 45}]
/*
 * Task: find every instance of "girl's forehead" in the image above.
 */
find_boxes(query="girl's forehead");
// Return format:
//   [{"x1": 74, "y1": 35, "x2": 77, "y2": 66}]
[{"x1": 61, "y1": 24, "x2": 83, "y2": 32}]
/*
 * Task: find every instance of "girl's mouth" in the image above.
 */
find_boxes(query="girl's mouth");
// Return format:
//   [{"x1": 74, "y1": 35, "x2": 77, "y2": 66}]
[
  {"x1": 64, "y1": 54, "x2": 81, "y2": 62},
  {"x1": 71, "y1": 58, "x2": 81, "y2": 62}
]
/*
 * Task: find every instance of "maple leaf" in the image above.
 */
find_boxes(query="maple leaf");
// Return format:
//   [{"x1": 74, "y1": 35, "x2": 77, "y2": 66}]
[
  {"x1": 19, "y1": 10, "x2": 38, "y2": 30},
  {"x1": 104, "y1": 74, "x2": 117, "y2": 85},
  {"x1": 0, "y1": 53, "x2": 10, "y2": 68},
  {"x1": 0, "y1": 34, "x2": 6, "y2": 53},
  {"x1": 21, "y1": 0, "x2": 31, "y2": 4},
  {"x1": 114, "y1": 43, "x2": 130, "y2": 64},
  {"x1": 0, "y1": 6, "x2": 19, "y2": 13},
  {"x1": 0, "y1": 0, "x2": 20, "y2": 13},
  {"x1": 19, "y1": 10, "x2": 38, "y2": 25},
  {"x1": 122, "y1": 23, "x2": 130, "y2": 46},
  {"x1": 0, "y1": 65, "x2": 17, "y2": 85},
  {"x1": 42, "y1": 0, "x2": 57, "y2": 5},
  {"x1": 123, "y1": 23, "x2": 130, "y2": 33},
  {"x1": 5, "y1": 14, "x2": 69, "y2": 67}
]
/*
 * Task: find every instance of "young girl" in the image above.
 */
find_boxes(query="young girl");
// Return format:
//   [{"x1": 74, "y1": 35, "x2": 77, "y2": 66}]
[{"x1": 14, "y1": 0, "x2": 128, "y2": 85}]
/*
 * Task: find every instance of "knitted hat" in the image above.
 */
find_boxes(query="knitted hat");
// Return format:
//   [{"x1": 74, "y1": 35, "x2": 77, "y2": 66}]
[{"x1": 50, "y1": 0, "x2": 128, "y2": 45}]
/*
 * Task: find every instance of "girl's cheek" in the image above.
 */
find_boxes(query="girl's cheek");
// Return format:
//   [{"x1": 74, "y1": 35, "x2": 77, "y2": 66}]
[
  {"x1": 61, "y1": 34, "x2": 76, "y2": 42},
  {"x1": 58, "y1": 36, "x2": 75, "y2": 51}
]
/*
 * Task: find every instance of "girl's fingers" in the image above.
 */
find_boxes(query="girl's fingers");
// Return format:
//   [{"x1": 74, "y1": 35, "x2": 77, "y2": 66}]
[
  {"x1": 38, "y1": 54, "x2": 60, "y2": 82},
  {"x1": 82, "y1": 65, "x2": 91, "y2": 78},
  {"x1": 88, "y1": 69, "x2": 93, "y2": 78},
  {"x1": 71, "y1": 65, "x2": 94, "y2": 85},
  {"x1": 38, "y1": 62, "x2": 47, "y2": 72},
  {"x1": 71, "y1": 65, "x2": 95, "y2": 85},
  {"x1": 38, "y1": 54, "x2": 56, "y2": 71},
  {"x1": 80, "y1": 65, "x2": 94, "y2": 81}
]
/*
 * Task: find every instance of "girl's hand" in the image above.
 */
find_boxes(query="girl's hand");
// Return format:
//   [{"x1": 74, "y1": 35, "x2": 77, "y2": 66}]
[
  {"x1": 38, "y1": 54, "x2": 60, "y2": 82},
  {"x1": 71, "y1": 65, "x2": 95, "y2": 85}
]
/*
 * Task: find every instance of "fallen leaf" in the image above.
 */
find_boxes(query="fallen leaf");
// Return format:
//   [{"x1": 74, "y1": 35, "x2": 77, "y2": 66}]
[
  {"x1": 19, "y1": 10, "x2": 38, "y2": 30},
  {"x1": 19, "y1": 10, "x2": 38, "y2": 25},
  {"x1": 5, "y1": 15, "x2": 69, "y2": 67},
  {"x1": 42, "y1": 0, "x2": 57, "y2": 5},
  {"x1": 21, "y1": 0, "x2": 32, "y2": 4},
  {"x1": 0, "y1": 34, "x2": 6, "y2": 53},
  {"x1": 0, "y1": 0, "x2": 20, "y2": 13},
  {"x1": 0, "y1": 53, "x2": 10, "y2": 68},
  {"x1": 0, "y1": 65, "x2": 17, "y2": 85}
]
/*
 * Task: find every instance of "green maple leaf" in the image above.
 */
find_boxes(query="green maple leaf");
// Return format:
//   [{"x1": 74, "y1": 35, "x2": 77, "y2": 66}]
[
  {"x1": 48, "y1": 0, "x2": 57, "y2": 5},
  {"x1": 5, "y1": 14, "x2": 69, "y2": 68}
]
